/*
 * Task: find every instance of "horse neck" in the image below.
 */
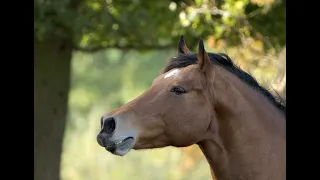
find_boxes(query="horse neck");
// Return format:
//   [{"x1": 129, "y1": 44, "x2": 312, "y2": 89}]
[{"x1": 198, "y1": 66, "x2": 286, "y2": 180}]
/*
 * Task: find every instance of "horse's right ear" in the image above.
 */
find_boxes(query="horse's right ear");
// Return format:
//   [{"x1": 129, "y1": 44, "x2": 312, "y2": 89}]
[
  {"x1": 178, "y1": 35, "x2": 190, "y2": 55},
  {"x1": 197, "y1": 39, "x2": 211, "y2": 73}
]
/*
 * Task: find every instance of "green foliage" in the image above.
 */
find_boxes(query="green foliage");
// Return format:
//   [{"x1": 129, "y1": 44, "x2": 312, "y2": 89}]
[
  {"x1": 245, "y1": 0, "x2": 286, "y2": 51},
  {"x1": 35, "y1": 0, "x2": 285, "y2": 51}
]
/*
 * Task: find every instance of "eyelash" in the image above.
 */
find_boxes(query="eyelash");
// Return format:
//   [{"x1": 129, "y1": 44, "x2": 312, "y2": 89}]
[{"x1": 170, "y1": 86, "x2": 187, "y2": 95}]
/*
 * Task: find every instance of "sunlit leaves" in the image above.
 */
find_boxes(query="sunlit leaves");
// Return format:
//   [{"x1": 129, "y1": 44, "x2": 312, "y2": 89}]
[
  {"x1": 87, "y1": 1, "x2": 101, "y2": 10},
  {"x1": 251, "y1": 0, "x2": 276, "y2": 6},
  {"x1": 169, "y1": 2, "x2": 177, "y2": 11},
  {"x1": 35, "y1": 0, "x2": 285, "y2": 53}
]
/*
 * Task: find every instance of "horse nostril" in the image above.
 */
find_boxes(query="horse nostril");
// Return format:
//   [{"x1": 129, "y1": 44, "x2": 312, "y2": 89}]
[
  {"x1": 103, "y1": 117, "x2": 116, "y2": 135},
  {"x1": 97, "y1": 134, "x2": 105, "y2": 147}
]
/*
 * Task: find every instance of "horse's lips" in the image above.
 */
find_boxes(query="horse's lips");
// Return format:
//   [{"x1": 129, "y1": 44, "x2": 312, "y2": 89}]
[{"x1": 105, "y1": 137, "x2": 134, "y2": 152}]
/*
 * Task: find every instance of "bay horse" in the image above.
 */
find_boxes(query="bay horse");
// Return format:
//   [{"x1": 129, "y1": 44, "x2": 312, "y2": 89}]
[{"x1": 97, "y1": 36, "x2": 286, "y2": 180}]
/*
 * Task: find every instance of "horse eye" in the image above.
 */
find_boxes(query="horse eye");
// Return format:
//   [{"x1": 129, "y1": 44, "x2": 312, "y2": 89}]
[{"x1": 170, "y1": 86, "x2": 186, "y2": 95}]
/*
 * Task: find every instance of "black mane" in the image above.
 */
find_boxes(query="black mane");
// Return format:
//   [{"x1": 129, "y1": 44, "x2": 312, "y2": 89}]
[{"x1": 163, "y1": 52, "x2": 286, "y2": 115}]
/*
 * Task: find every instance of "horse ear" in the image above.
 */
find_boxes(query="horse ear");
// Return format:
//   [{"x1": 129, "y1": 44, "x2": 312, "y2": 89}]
[
  {"x1": 178, "y1": 35, "x2": 190, "y2": 55},
  {"x1": 197, "y1": 39, "x2": 211, "y2": 72}
]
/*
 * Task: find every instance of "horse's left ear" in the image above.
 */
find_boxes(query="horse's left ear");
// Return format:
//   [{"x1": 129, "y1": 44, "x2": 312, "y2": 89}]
[
  {"x1": 178, "y1": 35, "x2": 191, "y2": 55},
  {"x1": 197, "y1": 39, "x2": 211, "y2": 73}
]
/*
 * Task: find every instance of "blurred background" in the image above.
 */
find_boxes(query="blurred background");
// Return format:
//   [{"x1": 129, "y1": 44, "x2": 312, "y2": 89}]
[{"x1": 34, "y1": 0, "x2": 286, "y2": 180}]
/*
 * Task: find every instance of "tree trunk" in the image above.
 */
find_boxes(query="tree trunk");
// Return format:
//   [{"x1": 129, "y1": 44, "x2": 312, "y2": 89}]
[{"x1": 34, "y1": 38, "x2": 72, "y2": 180}]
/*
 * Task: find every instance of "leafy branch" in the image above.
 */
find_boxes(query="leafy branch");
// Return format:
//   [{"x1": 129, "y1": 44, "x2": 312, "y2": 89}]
[{"x1": 74, "y1": 43, "x2": 173, "y2": 52}]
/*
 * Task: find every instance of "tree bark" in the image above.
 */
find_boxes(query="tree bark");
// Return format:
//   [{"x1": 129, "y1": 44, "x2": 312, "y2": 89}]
[{"x1": 34, "y1": 38, "x2": 72, "y2": 180}]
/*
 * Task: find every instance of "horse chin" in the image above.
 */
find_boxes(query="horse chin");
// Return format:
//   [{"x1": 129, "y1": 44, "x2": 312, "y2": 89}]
[{"x1": 105, "y1": 137, "x2": 135, "y2": 156}]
